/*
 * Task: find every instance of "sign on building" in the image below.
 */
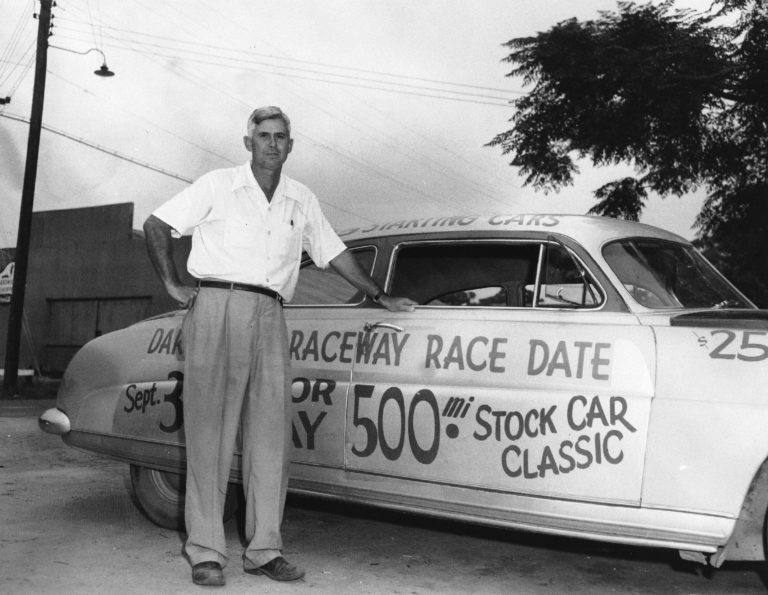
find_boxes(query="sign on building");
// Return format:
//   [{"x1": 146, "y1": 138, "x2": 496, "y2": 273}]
[{"x1": 0, "y1": 262, "x2": 13, "y2": 304}]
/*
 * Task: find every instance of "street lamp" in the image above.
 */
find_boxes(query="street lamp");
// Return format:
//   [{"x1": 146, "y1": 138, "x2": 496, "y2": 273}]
[
  {"x1": 2, "y1": 2, "x2": 114, "y2": 398},
  {"x1": 48, "y1": 45, "x2": 115, "y2": 77}
]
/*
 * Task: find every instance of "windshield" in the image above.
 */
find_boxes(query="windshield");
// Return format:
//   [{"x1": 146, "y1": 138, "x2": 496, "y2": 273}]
[{"x1": 603, "y1": 239, "x2": 752, "y2": 310}]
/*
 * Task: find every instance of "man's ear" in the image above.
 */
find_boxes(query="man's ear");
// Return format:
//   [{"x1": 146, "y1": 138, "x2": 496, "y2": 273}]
[
  {"x1": 243, "y1": 135, "x2": 252, "y2": 151},
  {"x1": 287, "y1": 138, "x2": 294, "y2": 154}
]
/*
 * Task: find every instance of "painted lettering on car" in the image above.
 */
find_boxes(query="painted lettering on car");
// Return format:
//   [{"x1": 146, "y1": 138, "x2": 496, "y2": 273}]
[{"x1": 348, "y1": 385, "x2": 637, "y2": 480}]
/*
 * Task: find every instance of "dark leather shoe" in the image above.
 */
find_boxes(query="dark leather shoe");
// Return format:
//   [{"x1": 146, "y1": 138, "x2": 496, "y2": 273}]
[
  {"x1": 192, "y1": 561, "x2": 225, "y2": 586},
  {"x1": 245, "y1": 556, "x2": 305, "y2": 581}
]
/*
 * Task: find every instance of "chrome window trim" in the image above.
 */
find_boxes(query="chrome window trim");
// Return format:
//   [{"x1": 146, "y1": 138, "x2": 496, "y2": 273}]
[
  {"x1": 533, "y1": 243, "x2": 544, "y2": 307},
  {"x1": 386, "y1": 237, "x2": 608, "y2": 312},
  {"x1": 286, "y1": 244, "x2": 379, "y2": 308}
]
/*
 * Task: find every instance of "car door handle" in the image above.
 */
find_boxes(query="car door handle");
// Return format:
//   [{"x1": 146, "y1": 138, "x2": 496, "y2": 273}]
[{"x1": 364, "y1": 321, "x2": 404, "y2": 333}]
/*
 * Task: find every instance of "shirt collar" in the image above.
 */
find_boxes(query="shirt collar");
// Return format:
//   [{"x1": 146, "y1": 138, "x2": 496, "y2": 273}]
[
  {"x1": 231, "y1": 161, "x2": 260, "y2": 191},
  {"x1": 232, "y1": 161, "x2": 290, "y2": 204}
]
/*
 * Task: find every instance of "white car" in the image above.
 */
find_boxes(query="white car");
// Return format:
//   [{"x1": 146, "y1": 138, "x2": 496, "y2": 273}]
[{"x1": 40, "y1": 213, "x2": 768, "y2": 571}]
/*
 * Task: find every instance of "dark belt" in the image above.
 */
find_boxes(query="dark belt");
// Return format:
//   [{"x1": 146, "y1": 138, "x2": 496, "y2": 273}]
[{"x1": 197, "y1": 280, "x2": 284, "y2": 306}]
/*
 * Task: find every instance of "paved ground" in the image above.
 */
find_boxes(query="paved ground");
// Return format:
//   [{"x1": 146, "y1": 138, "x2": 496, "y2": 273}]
[{"x1": 2, "y1": 397, "x2": 767, "y2": 594}]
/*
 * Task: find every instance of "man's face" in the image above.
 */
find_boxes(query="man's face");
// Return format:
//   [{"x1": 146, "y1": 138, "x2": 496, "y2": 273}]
[{"x1": 244, "y1": 118, "x2": 293, "y2": 171}]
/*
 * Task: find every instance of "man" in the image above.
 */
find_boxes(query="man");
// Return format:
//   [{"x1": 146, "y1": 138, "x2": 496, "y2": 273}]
[{"x1": 143, "y1": 106, "x2": 416, "y2": 587}]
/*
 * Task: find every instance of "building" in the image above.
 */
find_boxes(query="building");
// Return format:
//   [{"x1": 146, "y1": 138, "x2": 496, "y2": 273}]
[{"x1": 0, "y1": 203, "x2": 191, "y2": 376}]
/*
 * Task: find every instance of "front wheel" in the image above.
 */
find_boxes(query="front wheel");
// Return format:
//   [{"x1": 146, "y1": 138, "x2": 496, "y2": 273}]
[{"x1": 128, "y1": 465, "x2": 240, "y2": 530}]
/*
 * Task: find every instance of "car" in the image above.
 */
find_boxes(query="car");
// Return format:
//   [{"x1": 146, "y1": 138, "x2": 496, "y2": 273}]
[{"x1": 40, "y1": 213, "x2": 768, "y2": 571}]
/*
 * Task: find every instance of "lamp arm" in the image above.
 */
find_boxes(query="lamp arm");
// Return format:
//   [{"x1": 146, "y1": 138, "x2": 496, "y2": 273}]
[{"x1": 48, "y1": 45, "x2": 106, "y2": 64}]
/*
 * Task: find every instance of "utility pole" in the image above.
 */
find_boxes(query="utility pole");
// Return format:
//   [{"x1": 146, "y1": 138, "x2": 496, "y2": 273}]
[{"x1": 3, "y1": 0, "x2": 53, "y2": 398}]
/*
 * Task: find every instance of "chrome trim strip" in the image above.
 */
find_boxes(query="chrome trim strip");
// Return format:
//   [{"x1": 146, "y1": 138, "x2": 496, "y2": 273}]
[{"x1": 288, "y1": 477, "x2": 730, "y2": 552}]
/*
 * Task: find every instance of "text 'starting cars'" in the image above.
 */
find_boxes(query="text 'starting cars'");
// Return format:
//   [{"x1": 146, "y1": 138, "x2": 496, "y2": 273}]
[{"x1": 40, "y1": 214, "x2": 768, "y2": 569}]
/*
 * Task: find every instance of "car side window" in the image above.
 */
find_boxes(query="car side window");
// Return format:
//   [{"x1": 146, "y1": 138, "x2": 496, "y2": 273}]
[
  {"x1": 291, "y1": 247, "x2": 376, "y2": 306},
  {"x1": 531, "y1": 243, "x2": 603, "y2": 308},
  {"x1": 390, "y1": 241, "x2": 602, "y2": 309},
  {"x1": 390, "y1": 242, "x2": 540, "y2": 307}
]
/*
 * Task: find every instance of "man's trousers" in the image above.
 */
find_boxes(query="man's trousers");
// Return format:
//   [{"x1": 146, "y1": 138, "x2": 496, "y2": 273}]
[{"x1": 181, "y1": 287, "x2": 292, "y2": 568}]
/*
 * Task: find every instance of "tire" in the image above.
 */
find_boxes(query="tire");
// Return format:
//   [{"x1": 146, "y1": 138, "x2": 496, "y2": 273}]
[{"x1": 128, "y1": 465, "x2": 240, "y2": 530}]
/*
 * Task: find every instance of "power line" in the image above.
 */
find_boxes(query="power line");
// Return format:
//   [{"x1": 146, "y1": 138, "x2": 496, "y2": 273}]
[
  {"x1": 48, "y1": 32, "x2": 513, "y2": 213},
  {"x1": 57, "y1": 34, "x2": 509, "y2": 108},
  {"x1": 46, "y1": 69, "x2": 239, "y2": 166},
  {"x1": 53, "y1": 28, "x2": 514, "y2": 107},
  {"x1": 48, "y1": 31, "x2": 478, "y2": 215},
  {"x1": 52, "y1": 13, "x2": 521, "y2": 95},
  {"x1": 2, "y1": 2, "x2": 499, "y2": 230},
  {"x1": 0, "y1": 110, "x2": 378, "y2": 224},
  {"x1": 47, "y1": 1, "x2": 515, "y2": 217},
  {"x1": 50, "y1": 36, "x2": 509, "y2": 211},
  {"x1": 0, "y1": 111, "x2": 194, "y2": 183},
  {"x1": 4, "y1": 41, "x2": 36, "y2": 100},
  {"x1": 190, "y1": 0, "x2": 521, "y2": 197},
  {"x1": 55, "y1": 2, "x2": 520, "y2": 198},
  {"x1": 0, "y1": 0, "x2": 35, "y2": 87}
]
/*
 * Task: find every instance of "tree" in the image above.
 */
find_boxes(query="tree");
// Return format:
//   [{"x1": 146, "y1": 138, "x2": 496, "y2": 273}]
[
  {"x1": 488, "y1": 0, "x2": 768, "y2": 304},
  {"x1": 693, "y1": 184, "x2": 768, "y2": 305}
]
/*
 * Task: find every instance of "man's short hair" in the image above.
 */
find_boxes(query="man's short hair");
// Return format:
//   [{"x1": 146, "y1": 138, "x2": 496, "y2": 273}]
[{"x1": 247, "y1": 106, "x2": 291, "y2": 137}]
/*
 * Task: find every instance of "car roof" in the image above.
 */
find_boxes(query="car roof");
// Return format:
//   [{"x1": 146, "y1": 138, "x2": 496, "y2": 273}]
[{"x1": 337, "y1": 214, "x2": 688, "y2": 249}]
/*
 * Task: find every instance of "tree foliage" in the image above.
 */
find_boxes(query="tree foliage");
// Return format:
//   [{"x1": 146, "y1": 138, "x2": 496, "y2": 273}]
[
  {"x1": 588, "y1": 177, "x2": 647, "y2": 220},
  {"x1": 693, "y1": 184, "x2": 768, "y2": 306},
  {"x1": 489, "y1": 0, "x2": 768, "y2": 303}
]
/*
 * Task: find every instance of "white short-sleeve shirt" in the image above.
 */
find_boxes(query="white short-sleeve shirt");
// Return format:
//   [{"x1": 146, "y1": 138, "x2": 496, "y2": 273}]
[{"x1": 152, "y1": 162, "x2": 346, "y2": 302}]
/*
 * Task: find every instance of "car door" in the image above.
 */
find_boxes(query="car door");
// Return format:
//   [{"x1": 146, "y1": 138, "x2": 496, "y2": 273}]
[
  {"x1": 286, "y1": 246, "x2": 377, "y2": 472},
  {"x1": 344, "y1": 238, "x2": 655, "y2": 506}
]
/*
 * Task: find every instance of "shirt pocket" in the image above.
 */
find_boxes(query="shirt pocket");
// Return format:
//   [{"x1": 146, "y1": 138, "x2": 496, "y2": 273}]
[{"x1": 270, "y1": 221, "x2": 302, "y2": 261}]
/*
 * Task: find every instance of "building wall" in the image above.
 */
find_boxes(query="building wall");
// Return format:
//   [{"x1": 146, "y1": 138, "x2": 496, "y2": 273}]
[{"x1": 0, "y1": 203, "x2": 191, "y2": 375}]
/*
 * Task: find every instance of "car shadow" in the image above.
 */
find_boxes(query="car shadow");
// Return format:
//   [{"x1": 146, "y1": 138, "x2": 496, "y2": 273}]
[{"x1": 280, "y1": 493, "x2": 768, "y2": 589}]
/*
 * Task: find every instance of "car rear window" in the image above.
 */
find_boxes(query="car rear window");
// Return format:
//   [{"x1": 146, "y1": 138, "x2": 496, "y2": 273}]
[{"x1": 291, "y1": 246, "x2": 376, "y2": 305}]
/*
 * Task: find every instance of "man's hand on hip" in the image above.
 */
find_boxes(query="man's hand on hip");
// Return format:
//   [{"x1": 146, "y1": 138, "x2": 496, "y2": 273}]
[{"x1": 167, "y1": 283, "x2": 198, "y2": 309}]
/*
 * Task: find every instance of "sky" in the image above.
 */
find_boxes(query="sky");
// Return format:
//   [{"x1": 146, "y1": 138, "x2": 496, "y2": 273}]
[{"x1": 0, "y1": 0, "x2": 707, "y2": 249}]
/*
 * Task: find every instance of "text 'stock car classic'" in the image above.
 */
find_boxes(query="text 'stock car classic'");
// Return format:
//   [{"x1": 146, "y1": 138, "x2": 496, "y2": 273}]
[{"x1": 40, "y1": 214, "x2": 768, "y2": 570}]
